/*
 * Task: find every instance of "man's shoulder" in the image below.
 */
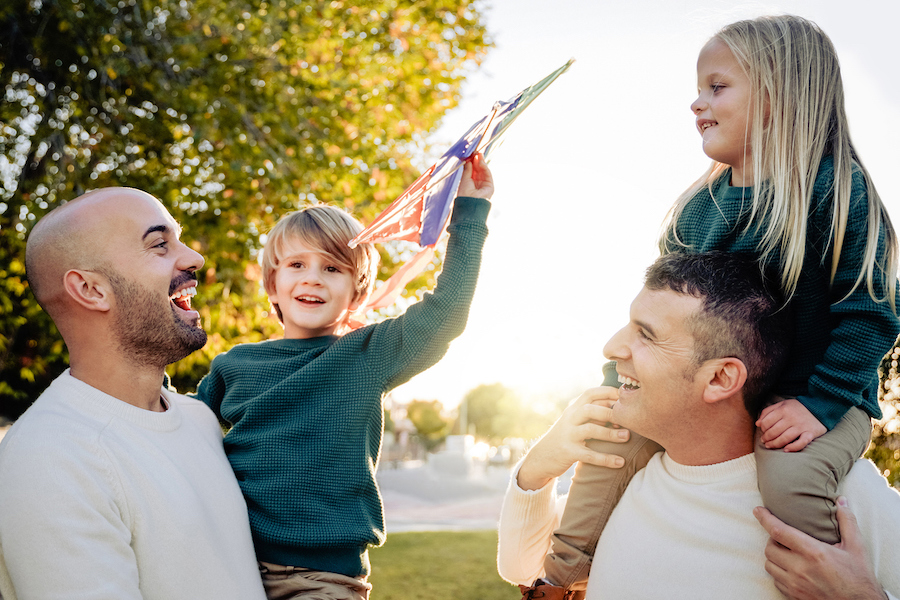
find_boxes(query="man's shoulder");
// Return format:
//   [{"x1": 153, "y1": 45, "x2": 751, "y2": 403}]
[
  {"x1": 166, "y1": 391, "x2": 223, "y2": 434},
  {"x1": 840, "y1": 459, "x2": 900, "y2": 526},
  {"x1": 844, "y1": 459, "x2": 897, "y2": 491}
]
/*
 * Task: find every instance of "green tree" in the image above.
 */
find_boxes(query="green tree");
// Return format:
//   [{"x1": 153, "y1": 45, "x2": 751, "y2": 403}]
[
  {"x1": 461, "y1": 382, "x2": 552, "y2": 444},
  {"x1": 0, "y1": 0, "x2": 489, "y2": 417},
  {"x1": 405, "y1": 399, "x2": 449, "y2": 451},
  {"x1": 869, "y1": 346, "x2": 900, "y2": 486}
]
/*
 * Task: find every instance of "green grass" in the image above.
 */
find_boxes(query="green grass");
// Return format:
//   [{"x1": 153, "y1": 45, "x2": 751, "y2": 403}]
[{"x1": 369, "y1": 530, "x2": 519, "y2": 599}]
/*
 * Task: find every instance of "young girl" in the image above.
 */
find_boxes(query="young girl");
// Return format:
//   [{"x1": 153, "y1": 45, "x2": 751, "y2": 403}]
[{"x1": 531, "y1": 14, "x2": 900, "y2": 597}]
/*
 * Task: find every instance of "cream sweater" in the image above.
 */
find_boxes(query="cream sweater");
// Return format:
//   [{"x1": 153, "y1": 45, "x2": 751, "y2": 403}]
[
  {"x1": 0, "y1": 370, "x2": 266, "y2": 600},
  {"x1": 498, "y1": 453, "x2": 900, "y2": 599}
]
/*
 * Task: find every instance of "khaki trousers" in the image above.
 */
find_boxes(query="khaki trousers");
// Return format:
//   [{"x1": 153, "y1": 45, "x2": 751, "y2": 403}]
[{"x1": 259, "y1": 561, "x2": 372, "y2": 600}]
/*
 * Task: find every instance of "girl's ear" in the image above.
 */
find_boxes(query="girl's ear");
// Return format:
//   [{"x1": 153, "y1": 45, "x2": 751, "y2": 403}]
[
  {"x1": 63, "y1": 269, "x2": 113, "y2": 312},
  {"x1": 701, "y1": 357, "x2": 748, "y2": 404}
]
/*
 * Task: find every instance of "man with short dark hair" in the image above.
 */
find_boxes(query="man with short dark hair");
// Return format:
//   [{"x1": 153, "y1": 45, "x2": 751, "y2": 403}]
[
  {"x1": 0, "y1": 188, "x2": 266, "y2": 599},
  {"x1": 498, "y1": 252, "x2": 900, "y2": 600}
]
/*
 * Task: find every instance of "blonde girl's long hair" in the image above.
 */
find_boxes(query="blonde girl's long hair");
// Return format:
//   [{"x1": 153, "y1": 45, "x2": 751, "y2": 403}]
[{"x1": 662, "y1": 15, "x2": 898, "y2": 309}]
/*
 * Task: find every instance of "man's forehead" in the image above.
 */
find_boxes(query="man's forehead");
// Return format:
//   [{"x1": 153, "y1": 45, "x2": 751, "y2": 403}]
[
  {"x1": 632, "y1": 287, "x2": 702, "y2": 333},
  {"x1": 84, "y1": 188, "x2": 180, "y2": 237}
]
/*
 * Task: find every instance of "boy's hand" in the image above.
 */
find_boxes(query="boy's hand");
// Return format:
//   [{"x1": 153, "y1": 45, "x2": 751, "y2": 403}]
[
  {"x1": 756, "y1": 397, "x2": 826, "y2": 452},
  {"x1": 517, "y1": 387, "x2": 629, "y2": 491},
  {"x1": 457, "y1": 152, "x2": 494, "y2": 200}
]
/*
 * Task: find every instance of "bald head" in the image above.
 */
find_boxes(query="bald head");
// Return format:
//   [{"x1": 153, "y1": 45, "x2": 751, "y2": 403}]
[{"x1": 25, "y1": 188, "x2": 175, "y2": 320}]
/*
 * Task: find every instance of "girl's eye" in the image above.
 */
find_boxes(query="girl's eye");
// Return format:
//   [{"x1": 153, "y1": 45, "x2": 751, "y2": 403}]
[
  {"x1": 711, "y1": 83, "x2": 725, "y2": 93},
  {"x1": 325, "y1": 265, "x2": 341, "y2": 274},
  {"x1": 290, "y1": 262, "x2": 304, "y2": 269}
]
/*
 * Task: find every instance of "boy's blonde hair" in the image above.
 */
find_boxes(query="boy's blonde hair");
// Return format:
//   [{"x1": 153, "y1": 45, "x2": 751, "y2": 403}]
[
  {"x1": 261, "y1": 205, "x2": 379, "y2": 322},
  {"x1": 662, "y1": 14, "x2": 898, "y2": 309}
]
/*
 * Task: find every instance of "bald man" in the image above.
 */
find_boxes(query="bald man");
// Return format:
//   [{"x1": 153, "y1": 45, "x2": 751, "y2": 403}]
[{"x1": 0, "y1": 189, "x2": 266, "y2": 599}]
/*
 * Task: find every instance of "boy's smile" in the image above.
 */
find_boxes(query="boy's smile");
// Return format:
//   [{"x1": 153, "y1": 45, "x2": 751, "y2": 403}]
[{"x1": 270, "y1": 238, "x2": 360, "y2": 339}]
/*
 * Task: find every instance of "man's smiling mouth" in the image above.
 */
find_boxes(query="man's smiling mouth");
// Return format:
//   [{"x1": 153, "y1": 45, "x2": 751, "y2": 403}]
[
  {"x1": 170, "y1": 285, "x2": 197, "y2": 311},
  {"x1": 618, "y1": 374, "x2": 641, "y2": 390}
]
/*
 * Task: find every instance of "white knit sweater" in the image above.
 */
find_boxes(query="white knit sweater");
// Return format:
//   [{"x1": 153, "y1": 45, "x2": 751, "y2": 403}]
[
  {"x1": 0, "y1": 370, "x2": 266, "y2": 600},
  {"x1": 498, "y1": 452, "x2": 900, "y2": 599}
]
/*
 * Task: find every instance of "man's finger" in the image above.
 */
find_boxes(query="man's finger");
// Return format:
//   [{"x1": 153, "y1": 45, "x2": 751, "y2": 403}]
[
  {"x1": 577, "y1": 446, "x2": 625, "y2": 469},
  {"x1": 753, "y1": 506, "x2": 806, "y2": 553},
  {"x1": 580, "y1": 422, "x2": 629, "y2": 444},
  {"x1": 834, "y1": 497, "x2": 863, "y2": 552}
]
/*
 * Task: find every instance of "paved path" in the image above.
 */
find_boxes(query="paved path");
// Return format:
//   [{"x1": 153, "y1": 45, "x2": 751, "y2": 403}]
[{"x1": 377, "y1": 463, "x2": 513, "y2": 532}]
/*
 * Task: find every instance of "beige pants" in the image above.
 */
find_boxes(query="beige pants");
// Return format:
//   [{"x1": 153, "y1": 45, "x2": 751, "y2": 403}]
[
  {"x1": 259, "y1": 561, "x2": 372, "y2": 600},
  {"x1": 544, "y1": 406, "x2": 871, "y2": 589}
]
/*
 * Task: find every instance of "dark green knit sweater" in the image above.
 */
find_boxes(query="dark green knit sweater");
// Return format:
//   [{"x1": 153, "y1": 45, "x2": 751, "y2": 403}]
[
  {"x1": 197, "y1": 197, "x2": 490, "y2": 577},
  {"x1": 668, "y1": 156, "x2": 898, "y2": 429}
]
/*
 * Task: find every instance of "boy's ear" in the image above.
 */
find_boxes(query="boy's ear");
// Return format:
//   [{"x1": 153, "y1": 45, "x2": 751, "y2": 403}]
[
  {"x1": 350, "y1": 290, "x2": 370, "y2": 313},
  {"x1": 63, "y1": 269, "x2": 113, "y2": 312},
  {"x1": 700, "y1": 357, "x2": 748, "y2": 404}
]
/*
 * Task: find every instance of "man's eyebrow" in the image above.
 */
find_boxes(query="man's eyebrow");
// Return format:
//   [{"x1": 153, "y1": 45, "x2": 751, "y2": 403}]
[
  {"x1": 634, "y1": 318, "x2": 657, "y2": 338},
  {"x1": 142, "y1": 224, "x2": 181, "y2": 241}
]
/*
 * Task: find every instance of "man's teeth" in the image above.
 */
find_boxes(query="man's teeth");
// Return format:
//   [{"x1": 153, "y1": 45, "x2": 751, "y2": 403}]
[
  {"x1": 170, "y1": 285, "x2": 197, "y2": 302},
  {"x1": 618, "y1": 374, "x2": 641, "y2": 389},
  {"x1": 170, "y1": 285, "x2": 197, "y2": 310}
]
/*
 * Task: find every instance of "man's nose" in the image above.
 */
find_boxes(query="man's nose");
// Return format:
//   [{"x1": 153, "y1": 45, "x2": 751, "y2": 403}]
[
  {"x1": 602, "y1": 327, "x2": 630, "y2": 362},
  {"x1": 178, "y1": 242, "x2": 204, "y2": 272}
]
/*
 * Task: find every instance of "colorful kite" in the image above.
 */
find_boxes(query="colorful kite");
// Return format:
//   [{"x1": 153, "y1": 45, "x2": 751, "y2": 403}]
[{"x1": 349, "y1": 59, "x2": 574, "y2": 314}]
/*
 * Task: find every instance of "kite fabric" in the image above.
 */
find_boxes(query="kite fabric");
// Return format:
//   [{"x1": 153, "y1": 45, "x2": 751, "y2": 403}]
[{"x1": 347, "y1": 58, "x2": 574, "y2": 315}]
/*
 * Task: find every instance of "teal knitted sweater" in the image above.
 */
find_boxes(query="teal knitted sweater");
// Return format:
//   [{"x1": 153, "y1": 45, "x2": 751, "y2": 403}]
[
  {"x1": 668, "y1": 156, "x2": 898, "y2": 429},
  {"x1": 197, "y1": 197, "x2": 490, "y2": 577}
]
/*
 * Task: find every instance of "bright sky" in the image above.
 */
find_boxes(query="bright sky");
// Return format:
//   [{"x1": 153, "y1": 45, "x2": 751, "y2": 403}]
[{"x1": 390, "y1": 0, "x2": 900, "y2": 412}]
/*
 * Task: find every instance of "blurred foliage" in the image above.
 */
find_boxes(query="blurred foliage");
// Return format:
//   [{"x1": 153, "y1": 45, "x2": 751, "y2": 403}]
[
  {"x1": 460, "y1": 382, "x2": 553, "y2": 444},
  {"x1": 405, "y1": 399, "x2": 449, "y2": 451},
  {"x1": 0, "y1": 0, "x2": 490, "y2": 417},
  {"x1": 870, "y1": 346, "x2": 900, "y2": 486}
]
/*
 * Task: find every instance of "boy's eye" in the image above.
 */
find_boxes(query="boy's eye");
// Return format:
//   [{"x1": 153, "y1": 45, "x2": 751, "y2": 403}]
[
  {"x1": 289, "y1": 261, "x2": 304, "y2": 269},
  {"x1": 325, "y1": 265, "x2": 342, "y2": 274}
]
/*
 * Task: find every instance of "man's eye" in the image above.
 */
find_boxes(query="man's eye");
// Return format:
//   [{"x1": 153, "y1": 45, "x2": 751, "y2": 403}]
[
  {"x1": 154, "y1": 241, "x2": 168, "y2": 249},
  {"x1": 637, "y1": 328, "x2": 651, "y2": 340}
]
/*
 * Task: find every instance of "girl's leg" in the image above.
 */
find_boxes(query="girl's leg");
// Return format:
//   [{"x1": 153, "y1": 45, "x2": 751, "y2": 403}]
[
  {"x1": 543, "y1": 434, "x2": 663, "y2": 590},
  {"x1": 755, "y1": 406, "x2": 871, "y2": 544}
]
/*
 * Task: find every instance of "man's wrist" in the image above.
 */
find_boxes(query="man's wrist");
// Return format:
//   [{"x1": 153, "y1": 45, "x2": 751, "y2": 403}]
[{"x1": 516, "y1": 459, "x2": 553, "y2": 491}]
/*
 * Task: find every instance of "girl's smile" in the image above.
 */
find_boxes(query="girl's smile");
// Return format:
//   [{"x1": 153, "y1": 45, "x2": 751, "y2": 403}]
[{"x1": 691, "y1": 39, "x2": 755, "y2": 186}]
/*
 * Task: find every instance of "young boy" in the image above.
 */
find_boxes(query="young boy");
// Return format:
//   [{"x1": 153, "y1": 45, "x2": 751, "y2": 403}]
[{"x1": 196, "y1": 155, "x2": 494, "y2": 599}]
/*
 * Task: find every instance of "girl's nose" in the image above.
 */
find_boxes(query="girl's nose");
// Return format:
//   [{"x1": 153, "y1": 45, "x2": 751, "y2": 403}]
[{"x1": 691, "y1": 94, "x2": 706, "y2": 115}]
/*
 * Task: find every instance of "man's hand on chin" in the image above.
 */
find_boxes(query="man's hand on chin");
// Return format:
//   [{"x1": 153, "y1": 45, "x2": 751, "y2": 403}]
[
  {"x1": 754, "y1": 497, "x2": 888, "y2": 600},
  {"x1": 517, "y1": 386, "x2": 630, "y2": 491}
]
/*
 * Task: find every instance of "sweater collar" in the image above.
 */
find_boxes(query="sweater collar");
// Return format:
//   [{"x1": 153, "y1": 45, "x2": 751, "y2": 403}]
[
  {"x1": 57, "y1": 369, "x2": 183, "y2": 432},
  {"x1": 661, "y1": 452, "x2": 756, "y2": 485}
]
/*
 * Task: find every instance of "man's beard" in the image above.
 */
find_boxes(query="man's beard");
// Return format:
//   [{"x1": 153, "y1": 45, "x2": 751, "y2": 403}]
[{"x1": 104, "y1": 269, "x2": 208, "y2": 367}]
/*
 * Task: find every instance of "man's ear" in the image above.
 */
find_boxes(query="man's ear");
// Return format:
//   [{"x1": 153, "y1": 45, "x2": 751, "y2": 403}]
[
  {"x1": 63, "y1": 269, "x2": 113, "y2": 312},
  {"x1": 700, "y1": 357, "x2": 748, "y2": 404}
]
